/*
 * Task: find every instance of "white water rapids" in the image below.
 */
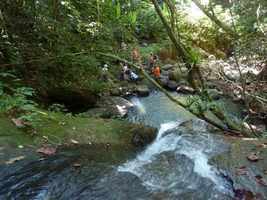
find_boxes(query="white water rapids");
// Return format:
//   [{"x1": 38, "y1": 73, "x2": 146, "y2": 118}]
[{"x1": 118, "y1": 92, "x2": 233, "y2": 197}]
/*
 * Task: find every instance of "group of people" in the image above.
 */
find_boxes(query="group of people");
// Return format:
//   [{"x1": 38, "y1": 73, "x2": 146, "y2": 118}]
[{"x1": 101, "y1": 47, "x2": 161, "y2": 82}]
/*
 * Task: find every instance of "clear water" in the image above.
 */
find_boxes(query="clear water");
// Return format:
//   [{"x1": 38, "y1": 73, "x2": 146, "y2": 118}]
[{"x1": 0, "y1": 91, "x2": 234, "y2": 200}]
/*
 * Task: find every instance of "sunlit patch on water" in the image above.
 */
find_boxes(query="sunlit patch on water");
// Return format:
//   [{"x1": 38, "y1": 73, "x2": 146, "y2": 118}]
[{"x1": 131, "y1": 97, "x2": 146, "y2": 115}]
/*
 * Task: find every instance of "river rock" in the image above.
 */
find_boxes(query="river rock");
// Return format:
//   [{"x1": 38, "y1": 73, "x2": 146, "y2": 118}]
[
  {"x1": 210, "y1": 137, "x2": 267, "y2": 199},
  {"x1": 161, "y1": 70, "x2": 169, "y2": 77},
  {"x1": 158, "y1": 75, "x2": 169, "y2": 87},
  {"x1": 162, "y1": 64, "x2": 174, "y2": 71},
  {"x1": 166, "y1": 80, "x2": 179, "y2": 91},
  {"x1": 168, "y1": 69, "x2": 181, "y2": 82},
  {"x1": 176, "y1": 85, "x2": 195, "y2": 94},
  {"x1": 208, "y1": 89, "x2": 224, "y2": 100},
  {"x1": 135, "y1": 85, "x2": 150, "y2": 97},
  {"x1": 131, "y1": 125, "x2": 157, "y2": 147},
  {"x1": 85, "y1": 96, "x2": 133, "y2": 118}
]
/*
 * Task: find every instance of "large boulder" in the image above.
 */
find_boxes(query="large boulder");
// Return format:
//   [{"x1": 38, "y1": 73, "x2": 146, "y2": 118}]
[
  {"x1": 131, "y1": 125, "x2": 158, "y2": 147},
  {"x1": 211, "y1": 137, "x2": 267, "y2": 199},
  {"x1": 208, "y1": 89, "x2": 224, "y2": 100},
  {"x1": 0, "y1": 114, "x2": 157, "y2": 150},
  {"x1": 135, "y1": 85, "x2": 150, "y2": 97},
  {"x1": 158, "y1": 75, "x2": 169, "y2": 87},
  {"x1": 85, "y1": 96, "x2": 133, "y2": 118},
  {"x1": 162, "y1": 64, "x2": 174, "y2": 71},
  {"x1": 168, "y1": 69, "x2": 181, "y2": 82},
  {"x1": 166, "y1": 80, "x2": 179, "y2": 91},
  {"x1": 161, "y1": 70, "x2": 169, "y2": 77}
]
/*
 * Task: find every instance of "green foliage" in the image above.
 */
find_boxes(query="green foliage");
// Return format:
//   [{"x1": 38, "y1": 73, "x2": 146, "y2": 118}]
[
  {"x1": 0, "y1": 0, "x2": 145, "y2": 96},
  {"x1": 0, "y1": 71, "x2": 42, "y2": 127},
  {"x1": 139, "y1": 43, "x2": 163, "y2": 58},
  {"x1": 135, "y1": 3, "x2": 166, "y2": 40}
]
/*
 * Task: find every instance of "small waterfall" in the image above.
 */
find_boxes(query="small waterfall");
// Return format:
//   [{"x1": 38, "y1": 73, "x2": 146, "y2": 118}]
[
  {"x1": 118, "y1": 120, "x2": 232, "y2": 194},
  {"x1": 119, "y1": 121, "x2": 181, "y2": 171}
]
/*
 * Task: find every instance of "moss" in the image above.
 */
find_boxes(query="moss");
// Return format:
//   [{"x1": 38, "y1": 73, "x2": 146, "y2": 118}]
[
  {"x1": 0, "y1": 112, "x2": 157, "y2": 149},
  {"x1": 0, "y1": 116, "x2": 33, "y2": 147}
]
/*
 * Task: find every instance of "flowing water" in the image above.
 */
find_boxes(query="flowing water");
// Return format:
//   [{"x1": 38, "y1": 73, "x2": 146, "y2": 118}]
[{"x1": 0, "y1": 91, "x2": 235, "y2": 200}]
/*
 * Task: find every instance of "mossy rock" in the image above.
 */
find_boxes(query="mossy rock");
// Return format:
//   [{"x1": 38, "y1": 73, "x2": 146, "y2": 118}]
[
  {"x1": 0, "y1": 113, "x2": 157, "y2": 151},
  {"x1": 210, "y1": 137, "x2": 267, "y2": 199},
  {"x1": 168, "y1": 69, "x2": 181, "y2": 82}
]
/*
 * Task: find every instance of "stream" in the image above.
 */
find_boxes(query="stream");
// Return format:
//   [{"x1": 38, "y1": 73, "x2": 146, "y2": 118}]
[{"x1": 0, "y1": 91, "x2": 236, "y2": 200}]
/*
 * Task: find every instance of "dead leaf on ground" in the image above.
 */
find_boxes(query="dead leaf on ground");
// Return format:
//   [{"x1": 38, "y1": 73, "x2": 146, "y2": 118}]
[
  {"x1": 255, "y1": 175, "x2": 267, "y2": 187},
  {"x1": 11, "y1": 118, "x2": 26, "y2": 128},
  {"x1": 247, "y1": 152, "x2": 260, "y2": 162},
  {"x1": 5, "y1": 156, "x2": 25, "y2": 164},
  {"x1": 37, "y1": 146, "x2": 57, "y2": 156}
]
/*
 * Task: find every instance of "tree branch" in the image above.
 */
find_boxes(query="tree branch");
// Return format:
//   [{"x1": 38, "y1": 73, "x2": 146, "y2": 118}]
[
  {"x1": 98, "y1": 52, "x2": 257, "y2": 137},
  {"x1": 191, "y1": 0, "x2": 238, "y2": 38}
]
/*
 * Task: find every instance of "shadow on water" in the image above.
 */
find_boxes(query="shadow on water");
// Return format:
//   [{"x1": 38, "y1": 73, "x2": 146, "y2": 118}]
[{"x1": 0, "y1": 91, "x2": 236, "y2": 200}]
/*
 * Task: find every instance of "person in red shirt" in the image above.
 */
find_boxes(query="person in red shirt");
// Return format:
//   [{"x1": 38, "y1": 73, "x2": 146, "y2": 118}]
[{"x1": 153, "y1": 65, "x2": 161, "y2": 78}]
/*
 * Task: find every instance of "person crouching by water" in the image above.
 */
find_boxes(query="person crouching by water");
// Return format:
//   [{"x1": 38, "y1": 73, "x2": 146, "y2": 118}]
[
  {"x1": 120, "y1": 63, "x2": 130, "y2": 81},
  {"x1": 148, "y1": 52, "x2": 155, "y2": 70},
  {"x1": 120, "y1": 62, "x2": 139, "y2": 82},
  {"x1": 130, "y1": 70, "x2": 139, "y2": 83},
  {"x1": 152, "y1": 64, "x2": 161, "y2": 79}
]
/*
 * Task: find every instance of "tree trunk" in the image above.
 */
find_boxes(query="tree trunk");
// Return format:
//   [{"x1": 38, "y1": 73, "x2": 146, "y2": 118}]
[
  {"x1": 151, "y1": 0, "x2": 205, "y2": 89},
  {"x1": 151, "y1": 0, "x2": 192, "y2": 67}
]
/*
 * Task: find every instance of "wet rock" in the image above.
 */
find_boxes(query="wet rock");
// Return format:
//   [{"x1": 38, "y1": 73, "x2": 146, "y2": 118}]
[
  {"x1": 168, "y1": 69, "x2": 181, "y2": 82},
  {"x1": 85, "y1": 96, "x2": 133, "y2": 118},
  {"x1": 110, "y1": 87, "x2": 122, "y2": 96},
  {"x1": 179, "y1": 119, "x2": 207, "y2": 133},
  {"x1": 208, "y1": 89, "x2": 224, "y2": 100},
  {"x1": 179, "y1": 120, "x2": 194, "y2": 131},
  {"x1": 135, "y1": 85, "x2": 150, "y2": 97},
  {"x1": 78, "y1": 172, "x2": 151, "y2": 200},
  {"x1": 166, "y1": 80, "x2": 179, "y2": 91},
  {"x1": 110, "y1": 86, "x2": 133, "y2": 97},
  {"x1": 211, "y1": 137, "x2": 267, "y2": 199},
  {"x1": 142, "y1": 151, "x2": 195, "y2": 186},
  {"x1": 176, "y1": 85, "x2": 195, "y2": 94},
  {"x1": 158, "y1": 75, "x2": 169, "y2": 87},
  {"x1": 162, "y1": 64, "x2": 174, "y2": 71},
  {"x1": 131, "y1": 125, "x2": 157, "y2": 147},
  {"x1": 161, "y1": 70, "x2": 169, "y2": 77}
]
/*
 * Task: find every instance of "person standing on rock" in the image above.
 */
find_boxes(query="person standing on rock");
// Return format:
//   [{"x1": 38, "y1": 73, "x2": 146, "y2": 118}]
[
  {"x1": 132, "y1": 47, "x2": 141, "y2": 65},
  {"x1": 148, "y1": 52, "x2": 155, "y2": 71}
]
